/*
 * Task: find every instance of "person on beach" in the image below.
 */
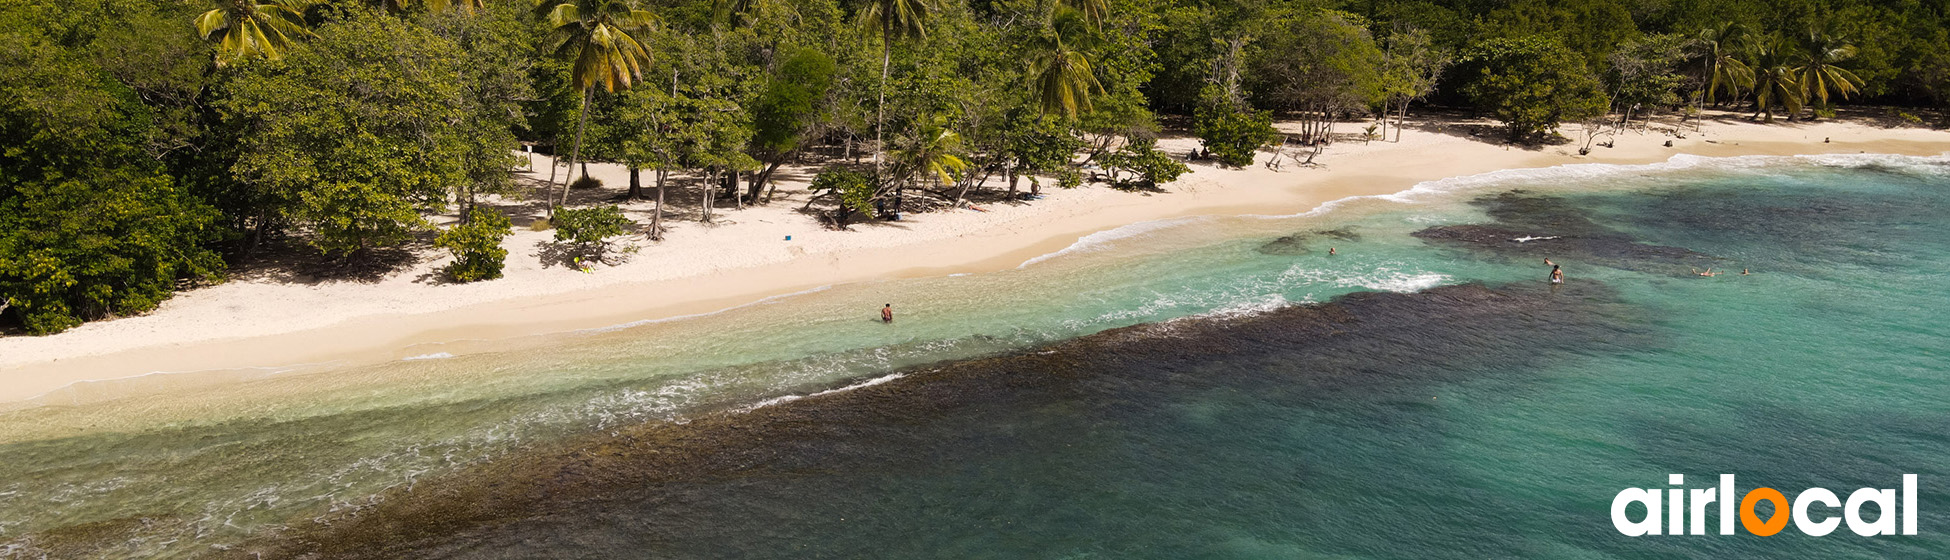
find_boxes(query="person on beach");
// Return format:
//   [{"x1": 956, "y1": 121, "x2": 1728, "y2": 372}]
[
  {"x1": 1550, "y1": 265, "x2": 1563, "y2": 284},
  {"x1": 881, "y1": 304, "x2": 893, "y2": 323}
]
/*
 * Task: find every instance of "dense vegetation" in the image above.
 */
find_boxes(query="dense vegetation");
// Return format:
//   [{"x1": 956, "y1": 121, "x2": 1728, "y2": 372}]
[{"x1": 3, "y1": 0, "x2": 1946, "y2": 332}]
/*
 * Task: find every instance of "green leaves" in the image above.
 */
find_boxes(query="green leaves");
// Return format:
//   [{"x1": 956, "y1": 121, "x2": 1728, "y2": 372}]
[
  {"x1": 435, "y1": 208, "x2": 512, "y2": 282},
  {"x1": 550, "y1": 205, "x2": 634, "y2": 261},
  {"x1": 195, "y1": 0, "x2": 314, "y2": 66},
  {"x1": 1193, "y1": 87, "x2": 1276, "y2": 167},
  {"x1": 223, "y1": 10, "x2": 469, "y2": 256},
  {"x1": 538, "y1": 0, "x2": 657, "y2": 93},
  {"x1": 1458, "y1": 36, "x2": 1606, "y2": 141}
]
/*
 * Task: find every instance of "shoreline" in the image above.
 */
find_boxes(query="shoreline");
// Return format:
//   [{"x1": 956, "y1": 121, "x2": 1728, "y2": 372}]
[{"x1": 3, "y1": 115, "x2": 1946, "y2": 404}]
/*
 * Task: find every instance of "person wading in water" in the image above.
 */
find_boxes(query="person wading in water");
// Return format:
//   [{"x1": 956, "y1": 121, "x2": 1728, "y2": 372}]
[
  {"x1": 1550, "y1": 264, "x2": 1563, "y2": 284},
  {"x1": 881, "y1": 304, "x2": 893, "y2": 323}
]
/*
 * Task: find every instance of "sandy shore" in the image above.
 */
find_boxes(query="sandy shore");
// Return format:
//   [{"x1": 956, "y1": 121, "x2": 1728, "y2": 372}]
[{"x1": 2, "y1": 113, "x2": 1945, "y2": 403}]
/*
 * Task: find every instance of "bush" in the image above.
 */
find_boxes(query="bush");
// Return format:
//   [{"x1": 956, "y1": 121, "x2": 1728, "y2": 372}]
[
  {"x1": 1100, "y1": 139, "x2": 1191, "y2": 189},
  {"x1": 434, "y1": 208, "x2": 512, "y2": 282},
  {"x1": 808, "y1": 166, "x2": 876, "y2": 227},
  {"x1": 1194, "y1": 102, "x2": 1278, "y2": 167},
  {"x1": 551, "y1": 205, "x2": 633, "y2": 260},
  {"x1": 570, "y1": 175, "x2": 603, "y2": 190}
]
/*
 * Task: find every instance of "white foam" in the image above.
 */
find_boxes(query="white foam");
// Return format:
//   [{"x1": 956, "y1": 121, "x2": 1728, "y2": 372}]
[
  {"x1": 401, "y1": 352, "x2": 455, "y2": 361},
  {"x1": 741, "y1": 372, "x2": 909, "y2": 412},
  {"x1": 1017, "y1": 216, "x2": 1213, "y2": 268}
]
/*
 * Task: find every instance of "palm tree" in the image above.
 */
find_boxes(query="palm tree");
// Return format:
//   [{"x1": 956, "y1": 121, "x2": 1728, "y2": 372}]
[
  {"x1": 1060, "y1": 0, "x2": 1106, "y2": 28},
  {"x1": 1028, "y1": 7, "x2": 1102, "y2": 119},
  {"x1": 889, "y1": 118, "x2": 969, "y2": 210},
  {"x1": 1794, "y1": 30, "x2": 1865, "y2": 120},
  {"x1": 1695, "y1": 22, "x2": 1753, "y2": 106},
  {"x1": 1747, "y1": 37, "x2": 1802, "y2": 123},
  {"x1": 536, "y1": 0, "x2": 656, "y2": 214},
  {"x1": 857, "y1": 0, "x2": 935, "y2": 181},
  {"x1": 194, "y1": 0, "x2": 314, "y2": 66}
]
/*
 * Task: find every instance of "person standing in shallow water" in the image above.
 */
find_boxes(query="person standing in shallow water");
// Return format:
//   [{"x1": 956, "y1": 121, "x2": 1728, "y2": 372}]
[
  {"x1": 881, "y1": 304, "x2": 893, "y2": 323},
  {"x1": 1550, "y1": 264, "x2": 1563, "y2": 284}
]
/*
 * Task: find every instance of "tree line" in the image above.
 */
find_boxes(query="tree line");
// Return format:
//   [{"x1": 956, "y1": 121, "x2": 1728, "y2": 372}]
[{"x1": 2, "y1": 0, "x2": 1945, "y2": 333}]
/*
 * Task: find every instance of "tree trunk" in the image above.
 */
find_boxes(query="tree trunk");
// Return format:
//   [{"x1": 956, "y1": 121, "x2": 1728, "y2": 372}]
[
  {"x1": 546, "y1": 151, "x2": 560, "y2": 208},
  {"x1": 651, "y1": 168, "x2": 667, "y2": 240},
  {"x1": 875, "y1": 48, "x2": 890, "y2": 177},
  {"x1": 628, "y1": 167, "x2": 643, "y2": 200},
  {"x1": 561, "y1": 89, "x2": 592, "y2": 213},
  {"x1": 751, "y1": 159, "x2": 785, "y2": 202},
  {"x1": 702, "y1": 168, "x2": 716, "y2": 223}
]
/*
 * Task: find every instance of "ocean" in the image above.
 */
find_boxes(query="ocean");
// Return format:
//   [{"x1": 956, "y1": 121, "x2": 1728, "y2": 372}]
[{"x1": 2, "y1": 154, "x2": 1946, "y2": 558}]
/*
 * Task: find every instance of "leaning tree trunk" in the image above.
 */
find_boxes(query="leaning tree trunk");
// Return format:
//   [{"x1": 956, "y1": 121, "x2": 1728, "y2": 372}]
[
  {"x1": 651, "y1": 168, "x2": 667, "y2": 240},
  {"x1": 560, "y1": 88, "x2": 593, "y2": 214}
]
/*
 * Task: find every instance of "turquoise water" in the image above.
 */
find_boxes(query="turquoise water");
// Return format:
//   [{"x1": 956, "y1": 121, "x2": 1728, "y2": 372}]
[{"x1": 1, "y1": 154, "x2": 1946, "y2": 558}]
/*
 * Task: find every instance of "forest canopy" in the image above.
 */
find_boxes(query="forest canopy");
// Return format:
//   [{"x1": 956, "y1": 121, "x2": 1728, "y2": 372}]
[{"x1": 4, "y1": 0, "x2": 1948, "y2": 332}]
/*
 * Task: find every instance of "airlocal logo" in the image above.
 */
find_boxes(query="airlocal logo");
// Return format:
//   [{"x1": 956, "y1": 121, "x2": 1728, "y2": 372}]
[{"x1": 1612, "y1": 474, "x2": 1918, "y2": 537}]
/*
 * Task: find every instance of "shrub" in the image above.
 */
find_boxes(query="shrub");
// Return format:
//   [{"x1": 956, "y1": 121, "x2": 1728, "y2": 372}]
[
  {"x1": 434, "y1": 208, "x2": 512, "y2": 282},
  {"x1": 808, "y1": 166, "x2": 876, "y2": 227},
  {"x1": 1100, "y1": 139, "x2": 1191, "y2": 190},
  {"x1": 1194, "y1": 102, "x2": 1278, "y2": 167},
  {"x1": 569, "y1": 175, "x2": 603, "y2": 190},
  {"x1": 551, "y1": 205, "x2": 633, "y2": 261}
]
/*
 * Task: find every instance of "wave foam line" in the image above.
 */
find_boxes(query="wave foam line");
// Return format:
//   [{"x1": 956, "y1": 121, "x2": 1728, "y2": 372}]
[{"x1": 1017, "y1": 216, "x2": 1213, "y2": 269}]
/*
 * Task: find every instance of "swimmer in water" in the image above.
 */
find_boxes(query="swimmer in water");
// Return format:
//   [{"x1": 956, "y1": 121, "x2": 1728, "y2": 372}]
[
  {"x1": 1550, "y1": 264, "x2": 1563, "y2": 284},
  {"x1": 1544, "y1": 258, "x2": 1555, "y2": 266},
  {"x1": 1328, "y1": 247, "x2": 1337, "y2": 255},
  {"x1": 1741, "y1": 268, "x2": 1750, "y2": 275},
  {"x1": 881, "y1": 303, "x2": 893, "y2": 323},
  {"x1": 1693, "y1": 267, "x2": 1718, "y2": 277}
]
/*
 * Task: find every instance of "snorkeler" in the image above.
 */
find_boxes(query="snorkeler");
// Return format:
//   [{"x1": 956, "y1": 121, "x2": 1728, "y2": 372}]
[{"x1": 1550, "y1": 265, "x2": 1563, "y2": 284}]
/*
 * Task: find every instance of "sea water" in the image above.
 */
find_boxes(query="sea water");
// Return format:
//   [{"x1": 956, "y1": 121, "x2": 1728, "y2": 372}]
[{"x1": 0, "y1": 154, "x2": 1945, "y2": 558}]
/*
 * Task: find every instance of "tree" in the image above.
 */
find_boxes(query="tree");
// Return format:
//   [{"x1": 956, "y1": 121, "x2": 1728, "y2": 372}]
[
  {"x1": 435, "y1": 208, "x2": 512, "y2": 282},
  {"x1": 1695, "y1": 22, "x2": 1753, "y2": 106},
  {"x1": 535, "y1": 0, "x2": 656, "y2": 214},
  {"x1": 1795, "y1": 30, "x2": 1865, "y2": 118},
  {"x1": 0, "y1": 33, "x2": 223, "y2": 333},
  {"x1": 194, "y1": 0, "x2": 313, "y2": 66},
  {"x1": 1194, "y1": 86, "x2": 1276, "y2": 167},
  {"x1": 1245, "y1": 10, "x2": 1383, "y2": 144},
  {"x1": 1458, "y1": 36, "x2": 1607, "y2": 142},
  {"x1": 550, "y1": 205, "x2": 634, "y2": 263},
  {"x1": 223, "y1": 10, "x2": 470, "y2": 257},
  {"x1": 888, "y1": 118, "x2": 969, "y2": 208},
  {"x1": 1028, "y1": 7, "x2": 1102, "y2": 119},
  {"x1": 1099, "y1": 138, "x2": 1188, "y2": 190},
  {"x1": 856, "y1": 0, "x2": 935, "y2": 177},
  {"x1": 747, "y1": 47, "x2": 837, "y2": 201},
  {"x1": 807, "y1": 166, "x2": 875, "y2": 228},
  {"x1": 1748, "y1": 36, "x2": 1803, "y2": 122},
  {"x1": 1378, "y1": 26, "x2": 1450, "y2": 142}
]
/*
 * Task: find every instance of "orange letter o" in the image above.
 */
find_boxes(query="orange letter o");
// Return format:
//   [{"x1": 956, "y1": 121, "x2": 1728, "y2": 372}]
[{"x1": 1741, "y1": 488, "x2": 1790, "y2": 536}]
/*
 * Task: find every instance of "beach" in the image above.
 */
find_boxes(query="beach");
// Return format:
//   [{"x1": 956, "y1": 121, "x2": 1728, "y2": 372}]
[{"x1": 1, "y1": 113, "x2": 1945, "y2": 404}]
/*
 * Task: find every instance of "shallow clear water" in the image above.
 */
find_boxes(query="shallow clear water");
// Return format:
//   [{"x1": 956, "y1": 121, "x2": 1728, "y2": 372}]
[{"x1": 2, "y1": 154, "x2": 1946, "y2": 558}]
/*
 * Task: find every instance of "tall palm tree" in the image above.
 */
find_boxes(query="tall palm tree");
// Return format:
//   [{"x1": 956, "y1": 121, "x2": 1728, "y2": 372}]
[
  {"x1": 1060, "y1": 0, "x2": 1106, "y2": 28},
  {"x1": 194, "y1": 0, "x2": 314, "y2": 66},
  {"x1": 1794, "y1": 30, "x2": 1865, "y2": 119},
  {"x1": 1028, "y1": 7, "x2": 1102, "y2": 118},
  {"x1": 1747, "y1": 37, "x2": 1802, "y2": 123},
  {"x1": 536, "y1": 0, "x2": 656, "y2": 213},
  {"x1": 857, "y1": 0, "x2": 935, "y2": 181},
  {"x1": 1695, "y1": 22, "x2": 1753, "y2": 106}
]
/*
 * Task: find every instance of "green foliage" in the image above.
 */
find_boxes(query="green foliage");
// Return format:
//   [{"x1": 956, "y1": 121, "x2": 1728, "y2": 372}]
[
  {"x1": 570, "y1": 175, "x2": 604, "y2": 189},
  {"x1": 809, "y1": 166, "x2": 877, "y2": 217},
  {"x1": 1099, "y1": 139, "x2": 1189, "y2": 190},
  {"x1": 224, "y1": 10, "x2": 469, "y2": 256},
  {"x1": 435, "y1": 208, "x2": 512, "y2": 282},
  {"x1": 1458, "y1": 36, "x2": 1607, "y2": 141},
  {"x1": 1193, "y1": 88, "x2": 1277, "y2": 167},
  {"x1": 550, "y1": 205, "x2": 634, "y2": 260},
  {"x1": 0, "y1": 32, "x2": 223, "y2": 333},
  {"x1": 751, "y1": 47, "x2": 837, "y2": 158},
  {"x1": 1245, "y1": 9, "x2": 1384, "y2": 113}
]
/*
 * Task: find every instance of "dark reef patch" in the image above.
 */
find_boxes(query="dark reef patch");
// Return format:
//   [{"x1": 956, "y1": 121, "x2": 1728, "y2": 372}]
[
  {"x1": 1412, "y1": 191, "x2": 1717, "y2": 275},
  {"x1": 1255, "y1": 227, "x2": 1363, "y2": 256},
  {"x1": 240, "y1": 280, "x2": 1654, "y2": 559}
]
